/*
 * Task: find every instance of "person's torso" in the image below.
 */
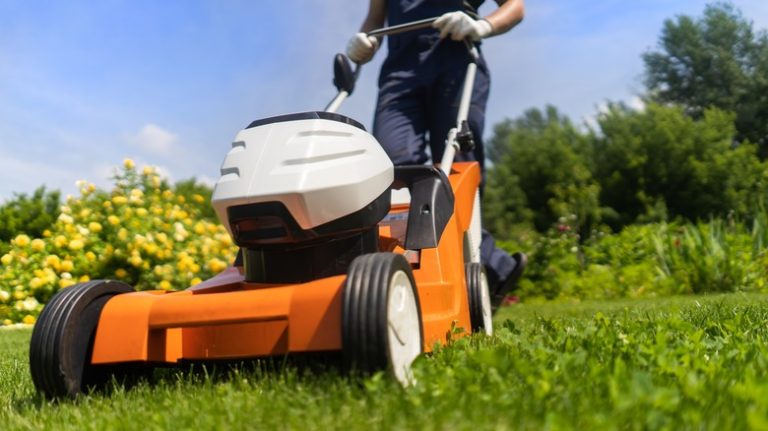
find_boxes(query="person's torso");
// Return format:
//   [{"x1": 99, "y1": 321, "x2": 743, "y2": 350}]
[{"x1": 385, "y1": 0, "x2": 485, "y2": 64}]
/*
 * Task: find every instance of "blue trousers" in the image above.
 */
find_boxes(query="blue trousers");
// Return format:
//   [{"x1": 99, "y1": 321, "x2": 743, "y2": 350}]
[{"x1": 372, "y1": 37, "x2": 517, "y2": 288}]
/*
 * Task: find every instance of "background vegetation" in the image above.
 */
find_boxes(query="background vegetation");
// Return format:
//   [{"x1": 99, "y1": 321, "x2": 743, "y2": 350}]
[{"x1": 1, "y1": 2, "x2": 767, "y2": 325}]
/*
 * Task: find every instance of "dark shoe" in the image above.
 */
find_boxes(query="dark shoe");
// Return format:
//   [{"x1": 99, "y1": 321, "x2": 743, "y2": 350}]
[{"x1": 491, "y1": 252, "x2": 527, "y2": 312}]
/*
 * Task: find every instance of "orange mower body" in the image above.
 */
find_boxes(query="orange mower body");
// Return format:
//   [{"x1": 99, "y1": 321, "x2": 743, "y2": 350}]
[{"x1": 90, "y1": 162, "x2": 480, "y2": 365}]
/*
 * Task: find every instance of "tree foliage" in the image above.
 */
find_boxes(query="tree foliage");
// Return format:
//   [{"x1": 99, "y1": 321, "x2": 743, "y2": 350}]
[
  {"x1": 643, "y1": 2, "x2": 768, "y2": 152},
  {"x1": 0, "y1": 187, "x2": 61, "y2": 243},
  {"x1": 485, "y1": 103, "x2": 768, "y2": 236},
  {"x1": 484, "y1": 106, "x2": 601, "y2": 237},
  {"x1": 594, "y1": 103, "x2": 767, "y2": 229}
]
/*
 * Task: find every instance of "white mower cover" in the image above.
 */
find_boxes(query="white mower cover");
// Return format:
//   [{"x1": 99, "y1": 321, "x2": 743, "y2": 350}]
[{"x1": 212, "y1": 115, "x2": 394, "y2": 235}]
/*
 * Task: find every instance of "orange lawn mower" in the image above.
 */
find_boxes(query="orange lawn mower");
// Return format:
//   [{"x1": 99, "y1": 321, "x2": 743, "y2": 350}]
[{"x1": 29, "y1": 18, "x2": 495, "y2": 398}]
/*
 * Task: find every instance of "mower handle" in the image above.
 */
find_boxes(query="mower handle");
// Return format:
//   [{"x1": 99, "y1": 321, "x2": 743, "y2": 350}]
[{"x1": 366, "y1": 17, "x2": 440, "y2": 38}]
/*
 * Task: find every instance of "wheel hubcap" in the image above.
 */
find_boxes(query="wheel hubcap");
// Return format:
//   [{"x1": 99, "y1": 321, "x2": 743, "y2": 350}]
[
  {"x1": 387, "y1": 270, "x2": 421, "y2": 385},
  {"x1": 480, "y1": 271, "x2": 493, "y2": 335}
]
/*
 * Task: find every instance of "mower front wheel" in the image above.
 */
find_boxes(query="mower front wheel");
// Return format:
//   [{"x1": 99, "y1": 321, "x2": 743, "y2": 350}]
[
  {"x1": 29, "y1": 280, "x2": 134, "y2": 398},
  {"x1": 342, "y1": 253, "x2": 423, "y2": 385},
  {"x1": 466, "y1": 262, "x2": 493, "y2": 335}
]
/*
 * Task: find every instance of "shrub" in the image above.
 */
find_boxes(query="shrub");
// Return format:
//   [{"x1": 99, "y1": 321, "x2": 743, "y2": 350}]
[
  {"x1": 0, "y1": 187, "x2": 61, "y2": 244},
  {"x1": 0, "y1": 160, "x2": 236, "y2": 325}
]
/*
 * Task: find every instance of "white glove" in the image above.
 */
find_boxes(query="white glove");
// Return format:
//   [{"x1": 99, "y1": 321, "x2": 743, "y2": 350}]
[
  {"x1": 346, "y1": 32, "x2": 380, "y2": 64},
  {"x1": 433, "y1": 11, "x2": 493, "y2": 41}
]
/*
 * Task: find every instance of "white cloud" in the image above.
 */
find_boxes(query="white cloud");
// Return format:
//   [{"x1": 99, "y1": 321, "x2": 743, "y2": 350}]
[{"x1": 126, "y1": 123, "x2": 178, "y2": 156}]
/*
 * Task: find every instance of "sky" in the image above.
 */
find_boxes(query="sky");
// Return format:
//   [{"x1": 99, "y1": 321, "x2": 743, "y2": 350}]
[{"x1": 1, "y1": 0, "x2": 767, "y2": 202}]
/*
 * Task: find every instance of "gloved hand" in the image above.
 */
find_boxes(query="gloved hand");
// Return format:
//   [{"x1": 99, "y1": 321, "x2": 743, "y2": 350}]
[
  {"x1": 346, "y1": 32, "x2": 380, "y2": 64},
  {"x1": 433, "y1": 11, "x2": 493, "y2": 41}
]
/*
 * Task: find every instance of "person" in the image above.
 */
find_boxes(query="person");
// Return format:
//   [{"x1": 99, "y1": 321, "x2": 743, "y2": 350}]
[{"x1": 346, "y1": 0, "x2": 528, "y2": 311}]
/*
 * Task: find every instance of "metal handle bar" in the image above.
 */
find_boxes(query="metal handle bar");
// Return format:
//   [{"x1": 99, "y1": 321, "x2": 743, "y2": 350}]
[{"x1": 367, "y1": 17, "x2": 440, "y2": 37}]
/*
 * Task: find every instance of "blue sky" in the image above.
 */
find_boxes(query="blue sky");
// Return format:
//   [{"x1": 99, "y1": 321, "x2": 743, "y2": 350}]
[{"x1": 1, "y1": 0, "x2": 767, "y2": 201}]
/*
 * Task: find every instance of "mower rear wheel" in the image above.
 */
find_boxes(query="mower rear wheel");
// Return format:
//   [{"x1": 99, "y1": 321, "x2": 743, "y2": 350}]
[
  {"x1": 29, "y1": 280, "x2": 134, "y2": 398},
  {"x1": 466, "y1": 262, "x2": 493, "y2": 335},
  {"x1": 342, "y1": 253, "x2": 423, "y2": 385}
]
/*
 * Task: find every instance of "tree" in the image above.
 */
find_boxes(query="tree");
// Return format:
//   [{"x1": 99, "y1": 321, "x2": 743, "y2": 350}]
[
  {"x1": 484, "y1": 106, "x2": 601, "y2": 237},
  {"x1": 593, "y1": 103, "x2": 767, "y2": 228},
  {"x1": 0, "y1": 187, "x2": 61, "y2": 242},
  {"x1": 643, "y1": 2, "x2": 768, "y2": 153}
]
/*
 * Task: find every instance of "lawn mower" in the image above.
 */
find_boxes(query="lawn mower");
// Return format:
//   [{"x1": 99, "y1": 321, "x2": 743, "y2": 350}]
[{"x1": 29, "y1": 17, "x2": 493, "y2": 398}]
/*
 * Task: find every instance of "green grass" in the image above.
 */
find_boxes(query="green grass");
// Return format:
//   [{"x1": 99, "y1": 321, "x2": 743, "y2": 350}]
[{"x1": 3, "y1": 294, "x2": 768, "y2": 430}]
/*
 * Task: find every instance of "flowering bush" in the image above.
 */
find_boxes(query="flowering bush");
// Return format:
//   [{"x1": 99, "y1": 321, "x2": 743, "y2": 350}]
[{"x1": 0, "y1": 160, "x2": 237, "y2": 325}]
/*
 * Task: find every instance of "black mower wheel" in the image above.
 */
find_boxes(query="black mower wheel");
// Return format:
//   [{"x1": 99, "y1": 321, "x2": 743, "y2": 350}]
[
  {"x1": 29, "y1": 280, "x2": 134, "y2": 399},
  {"x1": 342, "y1": 253, "x2": 423, "y2": 385},
  {"x1": 466, "y1": 262, "x2": 493, "y2": 335}
]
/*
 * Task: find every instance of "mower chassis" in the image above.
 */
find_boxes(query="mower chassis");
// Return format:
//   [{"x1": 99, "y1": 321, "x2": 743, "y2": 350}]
[{"x1": 90, "y1": 162, "x2": 480, "y2": 365}]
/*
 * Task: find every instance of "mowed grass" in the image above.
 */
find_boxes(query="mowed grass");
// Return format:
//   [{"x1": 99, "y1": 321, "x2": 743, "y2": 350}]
[{"x1": 3, "y1": 294, "x2": 768, "y2": 430}]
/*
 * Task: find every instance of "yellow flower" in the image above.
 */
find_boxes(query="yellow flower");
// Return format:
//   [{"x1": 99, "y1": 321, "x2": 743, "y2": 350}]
[
  {"x1": 61, "y1": 260, "x2": 74, "y2": 272},
  {"x1": 118, "y1": 228, "x2": 128, "y2": 241},
  {"x1": 128, "y1": 255, "x2": 143, "y2": 267},
  {"x1": 79, "y1": 275, "x2": 90, "y2": 282},
  {"x1": 85, "y1": 251, "x2": 96, "y2": 262},
  {"x1": 108, "y1": 215, "x2": 121, "y2": 225},
  {"x1": 31, "y1": 239, "x2": 46, "y2": 252},
  {"x1": 79, "y1": 208, "x2": 92, "y2": 218},
  {"x1": 2, "y1": 319, "x2": 11, "y2": 326},
  {"x1": 112, "y1": 195, "x2": 128, "y2": 205},
  {"x1": 124, "y1": 158, "x2": 135, "y2": 170},
  {"x1": 1, "y1": 254, "x2": 12, "y2": 266},
  {"x1": 193, "y1": 222, "x2": 205, "y2": 235},
  {"x1": 208, "y1": 258, "x2": 228, "y2": 273},
  {"x1": 136, "y1": 208, "x2": 148, "y2": 217},
  {"x1": 115, "y1": 268, "x2": 128, "y2": 279},
  {"x1": 58, "y1": 213, "x2": 74, "y2": 224},
  {"x1": 190, "y1": 277, "x2": 203, "y2": 286},
  {"x1": 45, "y1": 255, "x2": 61, "y2": 271},
  {"x1": 88, "y1": 222, "x2": 103, "y2": 233},
  {"x1": 68, "y1": 239, "x2": 84, "y2": 251},
  {"x1": 29, "y1": 277, "x2": 44, "y2": 290},
  {"x1": 43, "y1": 229, "x2": 52, "y2": 237},
  {"x1": 13, "y1": 234, "x2": 31, "y2": 247},
  {"x1": 59, "y1": 279, "x2": 76, "y2": 289},
  {"x1": 142, "y1": 166, "x2": 155, "y2": 176},
  {"x1": 193, "y1": 194, "x2": 205, "y2": 203},
  {"x1": 23, "y1": 315, "x2": 36, "y2": 325},
  {"x1": 54, "y1": 235, "x2": 68, "y2": 248},
  {"x1": 159, "y1": 280, "x2": 172, "y2": 290}
]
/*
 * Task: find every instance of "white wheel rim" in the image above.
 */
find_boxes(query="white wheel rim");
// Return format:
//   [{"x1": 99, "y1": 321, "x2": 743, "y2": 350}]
[
  {"x1": 479, "y1": 271, "x2": 493, "y2": 335},
  {"x1": 386, "y1": 270, "x2": 421, "y2": 386}
]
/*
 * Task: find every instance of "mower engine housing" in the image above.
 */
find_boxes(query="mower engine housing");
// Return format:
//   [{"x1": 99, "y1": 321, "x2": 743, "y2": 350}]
[{"x1": 212, "y1": 112, "x2": 394, "y2": 282}]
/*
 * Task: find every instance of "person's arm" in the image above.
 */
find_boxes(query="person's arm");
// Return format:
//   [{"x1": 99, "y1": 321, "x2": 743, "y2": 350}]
[
  {"x1": 434, "y1": 0, "x2": 525, "y2": 41},
  {"x1": 347, "y1": 0, "x2": 387, "y2": 64},
  {"x1": 359, "y1": 0, "x2": 387, "y2": 33},
  {"x1": 484, "y1": 0, "x2": 525, "y2": 36}
]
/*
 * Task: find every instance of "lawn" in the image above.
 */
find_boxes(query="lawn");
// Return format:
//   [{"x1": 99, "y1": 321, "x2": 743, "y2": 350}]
[{"x1": 3, "y1": 293, "x2": 768, "y2": 430}]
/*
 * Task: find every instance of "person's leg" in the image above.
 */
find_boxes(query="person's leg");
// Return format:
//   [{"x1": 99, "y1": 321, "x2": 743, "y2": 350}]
[{"x1": 373, "y1": 76, "x2": 429, "y2": 165}]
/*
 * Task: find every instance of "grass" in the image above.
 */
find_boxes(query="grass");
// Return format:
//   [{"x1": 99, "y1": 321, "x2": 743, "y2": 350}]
[{"x1": 3, "y1": 293, "x2": 768, "y2": 430}]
